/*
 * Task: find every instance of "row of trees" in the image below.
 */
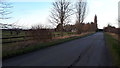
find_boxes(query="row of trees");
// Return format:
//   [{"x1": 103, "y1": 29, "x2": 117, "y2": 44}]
[
  {"x1": 49, "y1": 0, "x2": 87, "y2": 36},
  {"x1": 56, "y1": 15, "x2": 98, "y2": 33},
  {"x1": 104, "y1": 25, "x2": 120, "y2": 35}
]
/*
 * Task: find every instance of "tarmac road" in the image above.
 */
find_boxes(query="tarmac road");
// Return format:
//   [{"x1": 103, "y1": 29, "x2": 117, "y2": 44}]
[{"x1": 3, "y1": 32, "x2": 113, "y2": 66}]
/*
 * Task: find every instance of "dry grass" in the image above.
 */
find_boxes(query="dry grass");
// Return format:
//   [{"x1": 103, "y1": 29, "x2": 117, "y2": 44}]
[
  {"x1": 106, "y1": 32, "x2": 119, "y2": 41},
  {"x1": 53, "y1": 32, "x2": 94, "y2": 40},
  {"x1": 3, "y1": 40, "x2": 37, "y2": 53},
  {"x1": 3, "y1": 32, "x2": 95, "y2": 59},
  {"x1": 2, "y1": 32, "x2": 93, "y2": 52},
  {"x1": 3, "y1": 32, "x2": 94, "y2": 51}
]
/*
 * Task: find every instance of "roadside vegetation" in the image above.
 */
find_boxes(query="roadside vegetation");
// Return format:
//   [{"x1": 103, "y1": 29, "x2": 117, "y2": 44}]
[
  {"x1": 2, "y1": 29, "x2": 95, "y2": 59},
  {"x1": 104, "y1": 32, "x2": 120, "y2": 67}
]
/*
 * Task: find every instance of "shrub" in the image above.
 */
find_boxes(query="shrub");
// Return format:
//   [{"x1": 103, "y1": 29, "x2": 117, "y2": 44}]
[{"x1": 27, "y1": 25, "x2": 53, "y2": 42}]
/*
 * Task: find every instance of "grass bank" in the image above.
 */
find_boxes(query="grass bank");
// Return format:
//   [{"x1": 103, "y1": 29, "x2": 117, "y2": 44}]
[
  {"x1": 104, "y1": 32, "x2": 120, "y2": 67},
  {"x1": 3, "y1": 32, "x2": 95, "y2": 60}
]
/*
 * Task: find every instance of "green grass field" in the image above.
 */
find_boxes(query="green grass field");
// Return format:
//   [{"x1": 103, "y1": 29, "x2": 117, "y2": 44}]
[{"x1": 104, "y1": 32, "x2": 120, "y2": 67}]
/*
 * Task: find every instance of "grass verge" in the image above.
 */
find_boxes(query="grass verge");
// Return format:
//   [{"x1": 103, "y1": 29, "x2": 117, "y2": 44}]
[
  {"x1": 3, "y1": 32, "x2": 95, "y2": 60},
  {"x1": 104, "y1": 32, "x2": 120, "y2": 67}
]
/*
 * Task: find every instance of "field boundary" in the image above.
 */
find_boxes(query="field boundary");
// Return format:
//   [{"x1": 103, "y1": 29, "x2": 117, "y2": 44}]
[
  {"x1": 3, "y1": 32, "x2": 95, "y2": 60},
  {"x1": 2, "y1": 32, "x2": 76, "y2": 44}
]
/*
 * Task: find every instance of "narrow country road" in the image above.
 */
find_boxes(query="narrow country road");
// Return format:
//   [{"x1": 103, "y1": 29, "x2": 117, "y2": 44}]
[{"x1": 3, "y1": 32, "x2": 113, "y2": 66}]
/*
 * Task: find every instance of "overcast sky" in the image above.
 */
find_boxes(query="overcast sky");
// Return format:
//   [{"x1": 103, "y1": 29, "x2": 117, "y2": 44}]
[{"x1": 2, "y1": 0, "x2": 120, "y2": 29}]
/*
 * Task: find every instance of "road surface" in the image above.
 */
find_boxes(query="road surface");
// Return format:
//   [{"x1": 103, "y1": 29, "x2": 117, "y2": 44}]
[{"x1": 3, "y1": 32, "x2": 113, "y2": 66}]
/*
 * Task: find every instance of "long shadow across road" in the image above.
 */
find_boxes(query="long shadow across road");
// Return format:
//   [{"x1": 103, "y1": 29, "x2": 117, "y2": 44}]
[{"x1": 3, "y1": 32, "x2": 113, "y2": 66}]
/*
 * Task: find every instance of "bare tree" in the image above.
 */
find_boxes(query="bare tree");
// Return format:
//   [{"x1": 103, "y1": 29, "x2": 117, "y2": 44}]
[
  {"x1": 0, "y1": 0, "x2": 13, "y2": 20},
  {"x1": 75, "y1": 0, "x2": 87, "y2": 34},
  {"x1": 49, "y1": 0, "x2": 73, "y2": 36}
]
